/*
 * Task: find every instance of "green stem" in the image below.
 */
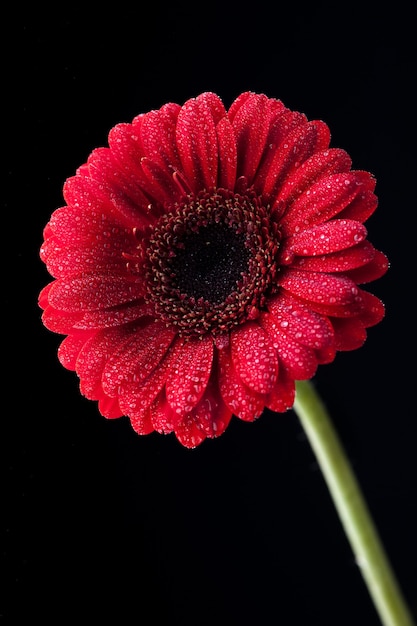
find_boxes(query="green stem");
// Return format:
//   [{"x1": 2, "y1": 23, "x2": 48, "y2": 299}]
[{"x1": 293, "y1": 380, "x2": 415, "y2": 626}]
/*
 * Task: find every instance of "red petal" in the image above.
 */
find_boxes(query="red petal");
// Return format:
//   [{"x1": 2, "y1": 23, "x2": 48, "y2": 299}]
[
  {"x1": 260, "y1": 313, "x2": 318, "y2": 380},
  {"x1": 42, "y1": 305, "x2": 84, "y2": 334},
  {"x1": 86, "y1": 146, "x2": 155, "y2": 222},
  {"x1": 170, "y1": 364, "x2": 234, "y2": 440},
  {"x1": 40, "y1": 235, "x2": 133, "y2": 279},
  {"x1": 102, "y1": 322, "x2": 175, "y2": 397},
  {"x1": 284, "y1": 219, "x2": 367, "y2": 256},
  {"x1": 227, "y1": 91, "x2": 256, "y2": 121},
  {"x1": 129, "y1": 407, "x2": 155, "y2": 435},
  {"x1": 148, "y1": 392, "x2": 176, "y2": 434},
  {"x1": 275, "y1": 148, "x2": 352, "y2": 208},
  {"x1": 107, "y1": 122, "x2": 165, "y2": 208},
  {"x1": 216, "y1": 117, "x2": 237, "y2": 189},
  {"x1": 285, "y1": 241, "x2": 376, "y2": 273},
  {"x1": 230, "y1": 93, "x2": 275, "y2": 184},
  {"x1": 98, "y1": 395, "x2": 123, "y2": 419},
  {"x1": 266, "y1": 371, "x2": 295, "y2": 413},
  {"x1": 119, "y1": 355, "x2": 172, "y2": 419},
  {"x1": 355, "y1": 290, "x2": 386, "y2": 327},
  {"x1": 254, "y1": 109, "x2": 309, "y2": 195},
  {"x1": 345, "y1": 249, "x2": 389, "y2": 283},
  {"x1": 230, "y1": 322, "x2": 278, "y2": 393},
  {"x1": 107, "y1": 122, "x2": 145, "y2": 172},
  {"x1": 58, "y1": 332, "x2": 92, "y2": 370},
  {"x1": 280, "y1": 171, "x2": 375, "y2": 236},
  {"x1": 262, "y1": 120, "x2": 330, "y2": 200},
  {"x1": 331, "y1": 317, "x2": 367, "y2": 350},
  {"x1": 75, "y1": 302, "x2": 153, "y2": 330},
  {"x1": 279, "y1": 268, "x2": 360, "y2": 306},
  {"x1": 228, "y1": 91, "x2": 287, "y2": 123},
  {"x1": 267, "y1": 293, "x2": 334, "y2": 351},
  {"x1": 174, "y1": 413, "x2": 207, "y2": 448},
  {"x1": 176, "y1": 93, "x2": 226, "y2": 191},
  {"x1": 192, "y1": 381, "x2": 233, "y2": 438},
  {"x1": 76, "y1": 326, "x2": 131, "y2": 399},
  {"x1": 217, "y1": 347, "x2": 265, "y2": 421},
  {"x1": 296, "y1": 288, "x2": 385, "y2": 325},
  {"x1": 338, "y1": 189, "x2": 378, "y2": 223},
  {"x1": 166, "y1": 335, "x2": 214, "y2": 415},
  {"x1": 139, "y1": 157, "x2": 182, "y2": 204},
  {"x1": 48, "y1": 202, "x2": 135, "y2": 248},
  {"x1": 139, "y1": 102, "x2": 182, "y2": 172},
  {"x1": 38, "y1": 282, "x2": 52, "y2": 310},
  {"x1": 48, "y1": 273, "x2": 145, "y2": 312}
]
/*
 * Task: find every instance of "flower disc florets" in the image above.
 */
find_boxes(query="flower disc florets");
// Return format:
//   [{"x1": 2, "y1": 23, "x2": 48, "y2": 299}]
[{"x1": 142, "y1": 188, "x2": 280, "y2": 336}]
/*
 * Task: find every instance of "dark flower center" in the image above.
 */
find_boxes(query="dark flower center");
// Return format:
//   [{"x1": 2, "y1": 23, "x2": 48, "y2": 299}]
[
  {"x1": 142, "y1": 188, "x2": 281, "y2": 336},
  {"x1": 169, "y1": 223, "x2": 250, "y2": 305}
]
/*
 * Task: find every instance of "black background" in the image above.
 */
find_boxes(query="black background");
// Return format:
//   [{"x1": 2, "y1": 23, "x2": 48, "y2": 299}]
[{"x1": 3, "y1": 3, "x2": 416, "y2": 625}]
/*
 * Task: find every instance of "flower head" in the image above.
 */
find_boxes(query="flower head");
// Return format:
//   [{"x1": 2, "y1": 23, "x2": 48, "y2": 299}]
[{"x1": 39, "y1": 92, "x2": 388, "y2": 447}]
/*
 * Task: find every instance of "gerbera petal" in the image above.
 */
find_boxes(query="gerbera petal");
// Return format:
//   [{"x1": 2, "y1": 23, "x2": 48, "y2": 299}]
[
  {"x1": 338, "y1": 188, "x2": 378, "y2": 223},
  {"x1": 62, "y1": 169, "x2": 114, "y2": 213},
  {"x1": 42, "y1": 305, "x2": 85, "y2": 334},
  {"x1": 355, "y1": 290, "x2": 386, "y2": 327},
  {"x1": 216, "y1": 117, "x2": 237, "y2": 189},
  {"x1": 227, "y1": 91, "x2": 255, "y2": 120},
  {"x1": 176, "y1": 93, "x2": 226, "y2": 191},
  {"x1": 331, "y1": 317, "x2": 368, "y2": 351},
  {"x1": 230, "y1": 322, "x2": 278, "y2": 394},
  {"x1": 76, "y1": 326, "x2": 131, "y2": 399},
  {"x1": 230, "y1": 92, "x2": 273, "y2": 184},
  {"x1": 48, "y1": 202, "x2": 136, "y2": 248},
  {"x1": 149, "y1": 392, "x2": 176, "y2": 434},
  {"x1": 279, "y1": 268, "x2": 360, "y2": 306},
  {"x1": 166, "y1": 334, "x2": 214, "y2": 415},
  {"x1": 108, "y1": 122, "x2": 146, "y2": 173},
  {"x1": 192, "y1": 382, "x2": 233, "y2": 438},
  {"x1": 106, "y1": 125, "x2": 169, "y2": 218},
  {"x1": 286, "y1": 241, "x2": 377, "y2": 273},
  {"x1": 280, "y1": 171, "x2": 375, "y2": 235},
  {"x1": 217, "y1": 347, "x2": 265, "y2": 422},
  {"x1": 344, "y1": 249, "x2": 389, "y2": 283},
  {"x1": 40, "y1": 236, "x2": 133, "y2": 279},
  {"x1": 102, "y1": 322, "x2": 175, "y2": 397},
  {"x1": 119, "y1": 357, "x2": 172, "y2": 423},
  {"x1": 75, "y1": 302, "x2": 153, "y2": 330},
  {"x1": 129, "y1": 406, "x2": 155, "y2": 436},
  {"x1": 294, "y1": 287, "x2": 385, "y2": 325},
  {"x1": 48, "y1": 273, "x2": 145, "y2": 312},
  {"x1": 266, "y1": 371, "x2": 295, "y2": 413},
  {"x1": 86, "y1": 146, "x2": 154, "y2": 215},
  {"x1": 174, "y1": 413, "x2": 207, "y2": 449},
  {"x1": 262, "y1": 120, "x2": 331, "y2": 201},
  {"x1": 260, "y1": 313, "x2": 319, "y2": 380},
  {"x1": 267, "y1": 293, "x2": 334, "y2": 351},
  {"x1": 58, "y1": 332, "x2": 92, "y2": 370},
  {"x1": 38, "y1": 282, "x2": 53, "y2": 310},
  {"x1": 275, "y1": 148, "x2": 352, "y2": 209},
  {"x1": 98, "y1": 395, "x2": 123, "y2": 419},
  {"x1": 139, "y1": 156, "x2": 183, "y2": 204},
  {"x1": 284, "y1": 219, "x2": 367, "y2": 256},
  {"x1": 139, "y1": 102, "x2": 182, "y2": 172},
  {"x1": 254, "y1": 109, "x2": 308, "y2": 195}
]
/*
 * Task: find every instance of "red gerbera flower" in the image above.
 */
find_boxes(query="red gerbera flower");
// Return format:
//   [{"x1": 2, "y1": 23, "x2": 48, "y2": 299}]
[{"x1": 39, "y1": 91, "x2": 388, "y2": 448}]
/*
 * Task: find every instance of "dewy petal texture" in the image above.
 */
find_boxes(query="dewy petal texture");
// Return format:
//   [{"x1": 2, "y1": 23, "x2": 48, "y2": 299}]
[{"x1": 39, "y1": 91, "x2": 388, "y2": 447}]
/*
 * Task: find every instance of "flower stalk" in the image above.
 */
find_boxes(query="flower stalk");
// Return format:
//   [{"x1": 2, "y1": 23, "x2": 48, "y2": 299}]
[{"x1": 293, "y1": 380, "x2": 415, "y2": 626}]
